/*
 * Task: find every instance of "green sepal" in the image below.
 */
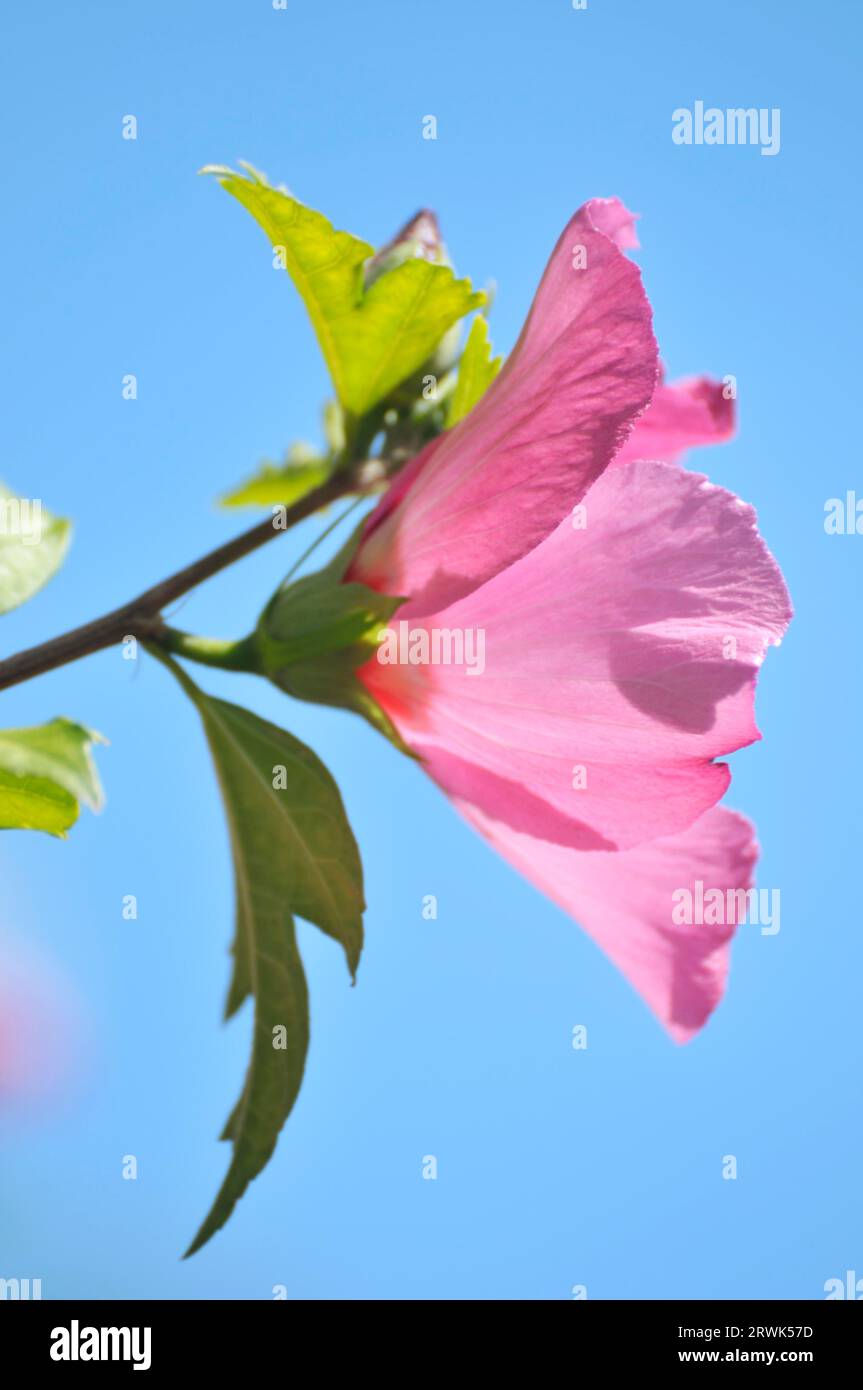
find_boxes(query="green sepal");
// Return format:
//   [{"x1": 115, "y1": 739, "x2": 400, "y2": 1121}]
[{"x1": 256, "y1": 528, "x2": 414, "y2": 757}]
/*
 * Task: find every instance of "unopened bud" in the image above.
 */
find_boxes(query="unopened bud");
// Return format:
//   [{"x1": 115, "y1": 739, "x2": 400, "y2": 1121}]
[{"x1": 365, "y1": 209, "x2": 449, "y2": 287}]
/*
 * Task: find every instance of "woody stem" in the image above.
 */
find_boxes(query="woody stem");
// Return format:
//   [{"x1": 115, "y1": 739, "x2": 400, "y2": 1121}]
[{"x1": 0, "y1": 471, "x2": 356, "y2": 693}]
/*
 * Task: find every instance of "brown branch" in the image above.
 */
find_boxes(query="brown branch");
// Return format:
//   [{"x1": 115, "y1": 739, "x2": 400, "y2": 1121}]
[{"x1": 0, "y1": 471, "x2": 355, "y2": 693}]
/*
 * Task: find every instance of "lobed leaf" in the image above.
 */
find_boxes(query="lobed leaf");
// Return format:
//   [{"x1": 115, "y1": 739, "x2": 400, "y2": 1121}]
[
  {"x1": 153, "y1": 654, "x2": 364, "y2": 1255},
  {"x1": 204, "y1": 166, "x2": 484, "y2": 417}
]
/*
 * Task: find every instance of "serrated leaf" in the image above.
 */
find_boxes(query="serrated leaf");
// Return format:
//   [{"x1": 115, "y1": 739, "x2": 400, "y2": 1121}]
[
  {"x1": 0, "y1": 484, "x2": 71, "y2": 615},
  {"x1": 200, "y1": 696, "x2": 364, "y2": 974},
  {"x1": 205, "y1": 166, "x2": 484, "y2": 417},
  {"x1": 219, "y1": 450, "x2": 331, "y2": 510},
  {"x1": 152, "y1": 654, "x2": 364, "y2": 1255},
  {"x1": 0, "y1": 718, "x2": 105, "y2": 836},
  {"x1": 447, "y1": 316, "x2": 503, "y2": 428}
]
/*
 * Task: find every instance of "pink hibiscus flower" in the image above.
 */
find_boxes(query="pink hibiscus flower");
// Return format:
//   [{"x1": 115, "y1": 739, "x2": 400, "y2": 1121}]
[{"x1": 348, "y1": 198, "x2": 791, "y2": 1042}]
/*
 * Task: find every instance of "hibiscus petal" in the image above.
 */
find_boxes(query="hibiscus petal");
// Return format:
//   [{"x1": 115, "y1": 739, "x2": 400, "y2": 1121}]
[
  {"x1": 350, "y1": 198, "x2": 658, "y2": 616},
  {"x1": 613, "y1": 372, "x2": 735, "y2": 468},
  {"x1": 359, "y1": 459, "x2": 791, "y2": 850},
  {"x1": 456, "y1": 802, "x2": 757, "y2": 1041},
  {"x1": 585, "y1": 196, "x2": 641, "y2": 251}
]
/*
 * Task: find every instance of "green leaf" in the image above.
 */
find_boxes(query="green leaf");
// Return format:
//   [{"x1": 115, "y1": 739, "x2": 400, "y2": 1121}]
[
  {"x1": 219, "y1": 447, "x2": 331, "y2": 510},
  {"x1": 204, "y1": 166, "x2": 484, "y2": 417},
  {"x1": 0, "y1": 718, "x2": 104, "y2": 836},
  {"x1": 152, "y1": 653, "x2": 364, "y2": 1256},
  {"x1": 447, "y1": 316, "x2": 503, "y2": 428},
  {"x1": 0, "y1": 484, "x2": 71, "y2": 615},
  {"x1": 0, "y1": 770, "x2": 76, "y2": 837},
  {"x1": 257, "y1": 529, "x2": 413, "y2": 756}
]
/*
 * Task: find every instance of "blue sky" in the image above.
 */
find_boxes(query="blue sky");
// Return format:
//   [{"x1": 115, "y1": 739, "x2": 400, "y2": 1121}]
[{"x1": 0, "y1": 0, "x2": 859, "y2": 1299}]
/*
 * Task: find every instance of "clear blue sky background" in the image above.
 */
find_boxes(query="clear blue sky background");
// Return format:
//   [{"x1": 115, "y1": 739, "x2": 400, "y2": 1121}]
[{"x1": 1, "y1": 0, "x2": 859, "y2": 1300}]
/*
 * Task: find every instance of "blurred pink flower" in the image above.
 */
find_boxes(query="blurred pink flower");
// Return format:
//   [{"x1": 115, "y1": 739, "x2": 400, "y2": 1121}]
[
  {"x1": 0, "y1": 942, "x2": 78, "y2": 1105},
  {"x1": 350, "y1": 198, "x2": 791, "y2": 1041}
]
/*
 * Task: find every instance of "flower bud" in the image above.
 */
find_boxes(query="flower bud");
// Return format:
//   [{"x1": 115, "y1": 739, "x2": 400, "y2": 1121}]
[
  {"x1": 366, "y1": 210, "x2": 463, "y2": 389},
  {"x1": 365, "y1": 209, "x2": 448, "y2": 287}
]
